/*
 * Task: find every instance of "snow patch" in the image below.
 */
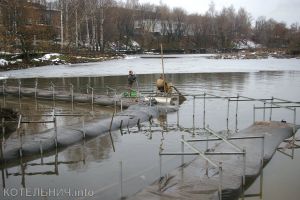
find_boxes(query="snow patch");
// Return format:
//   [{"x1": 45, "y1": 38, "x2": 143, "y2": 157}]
[
  {"x1": 0, "y1": 59, "x2": 8, "y2": 66},
  {"x1": 234, "y1": 40, "x2": 262, "y2": 49},
  {"x1": 40, "y1": 53, "x2": 61, "y2": 61}
]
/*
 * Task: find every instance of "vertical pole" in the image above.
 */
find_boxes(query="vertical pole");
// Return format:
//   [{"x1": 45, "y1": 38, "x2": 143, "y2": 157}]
[
  {"x1": 261, "y1": 137, "x2": 265, "y2": 169},
  {"x1": 181, "y1": 135, "x2": 184, "y2": 166},
  {"x1": 53, "y1": 109, "x2": 57, "y2": 148},
  {"x1": 203, "y1": 93, "x2": 206, "y2": 129},
  {"x1": 260, "y1": 168, "x2": 264, "y2": 199},
  {"x1": 91, "y1": 87, "x2": 94, "y2": 111},
  {"x1": 226, "y1": 98, "x2": 230, "y2": 132},
  {"x1": 109, "y1": 113, "x2": 116, "y2": 152},
  {"x1": 120, "y1": 98, "x2": 123, "y2": 112},
  {"x1": 292, "y1": 108, "x2": 297, "y2": 159},
  {"x1": 0, "y1": 138, "x2": 5, "y2": 188},
  {"x1": 18, "y1": 79, "x2": 21, "y2": 100},
  {"x1": 242, "y1": 147, "x2": 246, "y2": 199},
  {"x1": 177, "y1": 109, "x2": 179, "y2": 127},
  {"x1": 235, "y1": 94, "x2": 239, "y2": 133},
  {"x1": 218, "y1": 162, "x2": 223, "y2": 200},
  {"x1": 2, "y1": 81, "x2": 6, "y2": 107},
  {"x1": 137, "y1": 119, "x2": 141, "y2": 131},
  {"x1": 160, "y1": 43, "x2": 166, "y2": 93},
  {"x1": 293, "y1": 108, "x2": 297, "y2": 135},
  {"x1": 120, "y1": 120, "x2": 123, "y2": 136},
  {"x1": 70, "y1": 84, "x2": 74, "y2": 111},
  {"x1": 114, "y1": 92, "x2": 117, "y2": 114},
  {"x1": 205, "y1": 130, "x2": 209, "y2": 150},
  {"x1": 82, "y1": 117, "x2": 86, "y2": 139},
  {"x1": 193, "y1": 96, "x2": 195, "y2": 136},
  {"x1": 120, "y1": 161, "x2": 123, "y2": 199},
  {"x1": 159, "y1": 153, "x2": 162, "y2": 182},
  {"x1": 18, "y1": 80, "x2": 21, "y2": 109},
  {"x1": 39, "y1": 140, "x2": 43, "y2": 165},
  {"x1": 253, "y1": 104, "x2": 256, "y2": 123},
  {"x1": 52, "y1": 82, "x2": 55, "y2": 107},
  {"x1": 263, "y1": 102, "x2": 266, "y2": 121},
  {"x1": 2, "y1": 118, "x2": 5, "y2": 144},
  {"x1": 34, "y1": 79, "x2": 38, "y2": 99},
  {"x1": 269, "y1": 97, "x2": 273, "y2": 121}
]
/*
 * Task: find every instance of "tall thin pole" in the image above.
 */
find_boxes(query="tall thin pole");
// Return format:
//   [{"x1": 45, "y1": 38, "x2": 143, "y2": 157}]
[{"x1": 160, "y1": 44, "x2": 166, "y2": 93}]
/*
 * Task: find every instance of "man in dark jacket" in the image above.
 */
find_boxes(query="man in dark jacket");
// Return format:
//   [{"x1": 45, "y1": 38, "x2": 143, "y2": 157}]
[
  {"x1": 127, "y1": 70, "x2": 136, "y2": 95},
  {"x1": 128, "y1": 70, "x2": 136, "y2": 87}
]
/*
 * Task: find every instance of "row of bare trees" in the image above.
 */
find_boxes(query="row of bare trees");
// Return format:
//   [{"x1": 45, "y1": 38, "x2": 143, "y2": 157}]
[{"x1": 0, "y1": 0, "x2": 300, "y2": 54}]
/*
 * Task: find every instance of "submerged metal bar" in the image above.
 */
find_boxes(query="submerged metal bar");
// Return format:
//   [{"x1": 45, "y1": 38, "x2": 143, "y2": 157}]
[
  {"x1": 205, "y1": 127, "x2": 243, "y2": 152},
  {"x1": 181, "y1": 139, "x2": 218, "y2": 168}
]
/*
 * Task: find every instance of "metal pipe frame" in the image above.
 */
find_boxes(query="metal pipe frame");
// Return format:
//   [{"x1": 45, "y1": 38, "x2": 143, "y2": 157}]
[
  {"x1": 254, "y1": 106, "x2": 300, "y2": 109},
  {"x1": 239, "y1": 95, "x2": 294, "y2": 111},
  {"x1": 186, "y1": 136, "x2": 265, "y2": 142},
  {"x1": 204, "y1": 127, "x2": 243, "y2": 152},
  {"x1": 273, "y1": 97, "x2": 300, "y2": 105}
]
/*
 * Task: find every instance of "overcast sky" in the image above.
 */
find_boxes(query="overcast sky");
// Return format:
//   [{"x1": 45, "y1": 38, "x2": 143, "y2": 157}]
[{"x1": 137, "y1": 0, "x2": 300, "y2": 26}]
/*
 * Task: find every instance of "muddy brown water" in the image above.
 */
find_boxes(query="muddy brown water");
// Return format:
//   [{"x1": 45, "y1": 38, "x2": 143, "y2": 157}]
[{"x1": 0, "y1": 70, "x2": 300, "y2": 199}]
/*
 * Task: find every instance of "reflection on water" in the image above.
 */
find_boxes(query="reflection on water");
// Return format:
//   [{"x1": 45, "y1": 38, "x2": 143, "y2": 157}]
[{"x1": 1, "y1": 70, "x2": 300, "y2": 199}]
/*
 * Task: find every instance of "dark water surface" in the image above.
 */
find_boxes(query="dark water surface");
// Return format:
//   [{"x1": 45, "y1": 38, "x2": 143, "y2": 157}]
[{"x1": 1, "y1": 58, "x2": 300, "y2": 200}]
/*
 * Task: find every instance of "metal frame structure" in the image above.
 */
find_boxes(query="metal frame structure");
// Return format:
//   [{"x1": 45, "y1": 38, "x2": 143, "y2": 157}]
[{"x1": 0, "y1": 80, "x2": 299, "y2": 199}]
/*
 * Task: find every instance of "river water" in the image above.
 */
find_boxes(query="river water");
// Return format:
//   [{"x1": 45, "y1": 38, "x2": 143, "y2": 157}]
[{"x1": 0, "y1": 55, "x2": 300, "y2": 200}]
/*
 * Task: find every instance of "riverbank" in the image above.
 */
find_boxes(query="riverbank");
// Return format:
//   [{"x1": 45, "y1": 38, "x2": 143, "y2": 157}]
[
  {"x1": 1, "y1": 49, "x2": 299, "y2": 72},
  {"x1": 207, "y1": 49, "x2": 300, "y2": 59},
  {"x1": 0, "y1": 52, "x2": 124, "y2": 71}
]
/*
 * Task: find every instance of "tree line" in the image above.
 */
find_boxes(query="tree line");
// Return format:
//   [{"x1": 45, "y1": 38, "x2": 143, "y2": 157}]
[{"x1": 0, "y1": 0, "x2": 300, "y2": 55}]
